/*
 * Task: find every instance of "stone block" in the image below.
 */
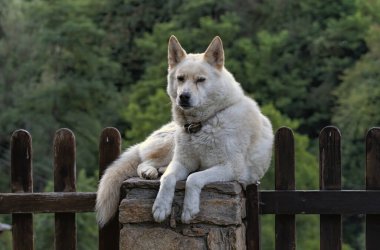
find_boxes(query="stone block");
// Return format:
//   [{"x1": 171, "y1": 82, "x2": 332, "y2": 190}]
[
  {"x1": 120, "y1": 225, "x2": 207, "y2": 250},
  {"x1": 119, "y1": 178, "x2": 247, "y2": 250}
]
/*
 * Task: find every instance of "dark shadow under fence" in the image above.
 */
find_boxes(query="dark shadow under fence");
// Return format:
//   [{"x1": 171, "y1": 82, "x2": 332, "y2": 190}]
[{"x1": 0, "y1": 126, "x2": 380, "y2": 250}]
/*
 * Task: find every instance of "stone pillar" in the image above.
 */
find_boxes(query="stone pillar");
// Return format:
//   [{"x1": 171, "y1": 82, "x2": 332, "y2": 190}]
[{"x1": 119, "y1": 178, "x2": 247, "y2": 250}]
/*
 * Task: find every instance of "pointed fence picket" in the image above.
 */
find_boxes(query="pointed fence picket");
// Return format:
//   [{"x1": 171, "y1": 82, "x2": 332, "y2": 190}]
[
  {"x1": 11, "y1": 130, "x2": 33, "y2": 250},
  {"x1": 98, "y1": 128, "x2": 121, "y2": 250}
]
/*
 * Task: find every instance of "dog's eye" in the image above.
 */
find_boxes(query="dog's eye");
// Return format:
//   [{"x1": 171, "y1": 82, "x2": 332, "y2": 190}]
[
  {"x1": 196, "y1": 77, "x2": 206, "y2": 83},
  {"x1": 177, "y1": 75, "x2": 185, "y2": 82}
]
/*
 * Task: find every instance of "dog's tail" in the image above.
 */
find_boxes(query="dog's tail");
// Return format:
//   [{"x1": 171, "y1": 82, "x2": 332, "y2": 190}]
[{"x1": 96, "y1": 145, "x2": 141, "y2": 227}]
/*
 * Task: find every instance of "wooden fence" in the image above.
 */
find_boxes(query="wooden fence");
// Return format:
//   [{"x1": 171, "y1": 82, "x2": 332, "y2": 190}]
[
  {"x1": 0, "y1": 128, "x2": 120, "y2": 250},
  {"x1": 246, "y1": 126, "x2": 380, "y2": 250},
  {"x1": 0, "y1": 126, "x2": 380, "y2": 250}
]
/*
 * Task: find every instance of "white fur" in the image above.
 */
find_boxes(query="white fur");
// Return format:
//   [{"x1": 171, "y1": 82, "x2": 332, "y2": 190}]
[
  {"x1": 96, "y1": 123, "x2": 175, "y2": 226},
  {"x1": 153, "y1": 36, "x2": 273, "y2": 223},
  {"x1": 95, "y1": 36, "x2": 273, "y2": 226}
]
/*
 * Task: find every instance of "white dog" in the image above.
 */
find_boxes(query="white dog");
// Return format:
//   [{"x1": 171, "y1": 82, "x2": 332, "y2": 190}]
[{"x1": 96, "y1": 36, "x2": 273, "y2": 226}]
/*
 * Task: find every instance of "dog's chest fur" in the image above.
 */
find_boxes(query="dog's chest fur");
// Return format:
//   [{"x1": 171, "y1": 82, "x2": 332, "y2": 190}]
[{"x1": 177, "y1": 116, "x2": 239, "y2": 170}]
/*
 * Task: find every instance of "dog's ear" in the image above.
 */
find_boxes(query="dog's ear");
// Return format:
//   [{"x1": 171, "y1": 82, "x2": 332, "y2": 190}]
[
  {"x1": 204, "y1": 36, "x2": 224, "y2": 69},
  {"x1": 168, "y1": 35, "x2": 187, "y2": 69}
]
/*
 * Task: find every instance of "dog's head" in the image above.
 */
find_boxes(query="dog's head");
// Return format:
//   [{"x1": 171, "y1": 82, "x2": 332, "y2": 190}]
[{"x1": 166, "y1": 36, "x2": 227, "y2": 111}]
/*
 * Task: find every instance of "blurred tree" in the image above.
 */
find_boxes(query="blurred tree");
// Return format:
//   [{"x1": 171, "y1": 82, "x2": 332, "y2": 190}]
[
  {"x1": 96, "y1": 0, "x2": 184, "y2": 89},
  {"x1": 333, "y1": 24, "x2": 380, "y2": 250},
  {"x1": 0, "y1": 0, "x2": 124, "y2": 190},
  {"x1": 0, "y1": 0, "x2": 45, "y2": 191},
  {"x1": 234, "y1": 0, "x2": 370, "y2": 136},
  {"x1": 333, "y1": 25, "x2": 380, "y2": 189}
]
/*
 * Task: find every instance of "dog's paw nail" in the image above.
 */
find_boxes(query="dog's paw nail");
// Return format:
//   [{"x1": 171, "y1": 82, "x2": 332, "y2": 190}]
[
  {"x1": 152, "y1": 201, "x2": 171, "y2": 222},
  {"x1": 181, "y1": 212, "x2": 191, "y2": 224},
  {"x1": 181, "y1": 207, "x2": 199, "y2": 224},
  {"x1": 141, "y1": 168, "x2": 158, "y2": 180},
  {"x1": 153, "y1": 209, "x2": 165, "y2": 222}
]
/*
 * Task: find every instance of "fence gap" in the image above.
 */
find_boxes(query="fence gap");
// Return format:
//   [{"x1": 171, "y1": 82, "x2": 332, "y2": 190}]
[
  {"x1": 275, "y1": 127, "x2": 296, "y2": 250},
  {"x1": 246, "y1": 183, "x2": 261, "y2": 250},
  {"x1": 54, "y1": 129, "x2": 76, "y2": 250},
  {"x1": 319, "y1": 126, "x2": 342, "y2": 250},
  {"x1": 365, "y1": 127, "x2": 380, "y2": 250},
  {"x1": 98, "y1": 128, "x2": 121, "y2": 250},
  {"x1": 11, "y1": 130, "x2": 34, "y2": 250}
]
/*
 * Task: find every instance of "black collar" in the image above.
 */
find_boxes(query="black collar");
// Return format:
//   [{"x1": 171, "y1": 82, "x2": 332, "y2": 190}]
[{"x1": 184, "y1": 122, "x2": 202, "y2": 134}]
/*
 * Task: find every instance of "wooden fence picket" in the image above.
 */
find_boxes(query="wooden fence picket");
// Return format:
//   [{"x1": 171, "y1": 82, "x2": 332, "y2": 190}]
[
  {"x1": 275, "y1": 127, "x2": 296, "y2": 250},
  {"x1": 11, "y1": 130, "x2": 34, "y2": 250},
  {"x1": 98, "y1": 127, "x2": 121, "y2": 250},
  {"x1": 319, "y1": 126, "x2": 342, "y2": 250},
  {"x1": 365, "y1": 128, "x2": 380, "y2": 250},
  {"x1": 246, "y1": 183, "x2": 261, "y2": 250},
  {"x1": 54, "y1": 128, "x2": 77, "y2": 250}
]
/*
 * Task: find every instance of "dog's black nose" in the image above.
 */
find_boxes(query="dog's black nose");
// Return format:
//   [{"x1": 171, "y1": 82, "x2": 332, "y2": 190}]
[
  {"x1": 179, "y1": 92, "x2": 191, "y2": 102},
  {"x1": 179, "y1": 92, "x2": 191, "y2": 108}
]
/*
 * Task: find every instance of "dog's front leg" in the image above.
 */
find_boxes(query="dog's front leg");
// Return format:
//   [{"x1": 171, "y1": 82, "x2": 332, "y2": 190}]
[
  {"x1": 152, "y1": 161, "x2": 190, "y2": 222},
  {"x1": 181, "y1": 164, "x2": 235, "y2": 223}
]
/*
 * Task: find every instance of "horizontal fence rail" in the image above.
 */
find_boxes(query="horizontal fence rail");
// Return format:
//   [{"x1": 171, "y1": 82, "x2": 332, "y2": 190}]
[
  {"x1": 1, "y1": 126, "x2": 380, "y2": 250},
  {"x1": 260, "y1": 190, "x2": 380, "y2": 214},
  {"x1": 0, "y1": 192, "x2": 96, "y2": 213},
  {"x1": 3, "y1": 190, "x2": 380, "y2": 215}
]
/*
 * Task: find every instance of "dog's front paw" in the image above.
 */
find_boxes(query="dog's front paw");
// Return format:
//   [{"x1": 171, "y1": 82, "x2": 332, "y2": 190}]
[
  {"x1": 181, "y1": 204, "x2": 200, "y2": 224},
  {"x1": 141, "y1": 168, "x2": 158, "y2": 179},
  {"x1": 138, "y1": 165, "x2": 158, "y2": 180},
  {"x1": 152, "y1": 198, "x2": 171, "y2": 222}
]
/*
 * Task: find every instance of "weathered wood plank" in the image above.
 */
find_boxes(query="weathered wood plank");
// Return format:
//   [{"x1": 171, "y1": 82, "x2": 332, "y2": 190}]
[
  {"x1": 366, "y1": 127, "x2": 380, "y2": 250},
  {"x1": 0, "y1": 192, "x2": 96, "y2": 213},
  {"x1": 98, "y1": 127, "x2": 121, "y2": 250},
  {"x1": 2, "y1": 190, "x2": 380, "y2": 214},
  {"x1": 275, "y1": 127, "x2": 296, "y2": 250},
  {"x1": 246, "y1": 183, "x2": 261, "y2": 250},
  {"x1": 54, "y1": 129, "x2": 76, "y2": 250},
  {"x1": 11, "y1": 130, "x2": 34, "y2": 250},
  {"x1": 319, "y1": 126, "x2": 342, "y2": 250},
  {"x1": 260, "y1": 190, "x2": 380, "y2": 214}
]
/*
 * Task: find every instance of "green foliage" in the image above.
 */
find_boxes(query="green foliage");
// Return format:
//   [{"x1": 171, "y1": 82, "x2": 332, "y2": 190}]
[
  {"x1": 260, "y1": 104, "x2": 318, "y2": 190},
  {"x1": 333, "y1": 24, "x2": 380, "y2": 189},
  {"x1": 0, "y1": 0, "x2": 125, "y2": 190},
  {"x1": 0, "y1": 0, "x2": 44, "y2": 191},
  {"x1": 230, "y1": 0, "x2": 370, "y2": 136}
]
